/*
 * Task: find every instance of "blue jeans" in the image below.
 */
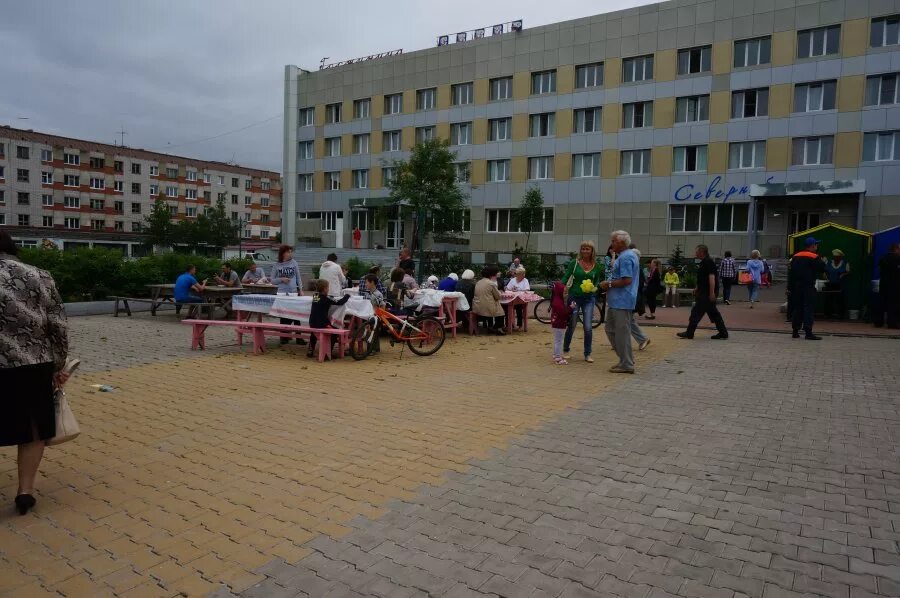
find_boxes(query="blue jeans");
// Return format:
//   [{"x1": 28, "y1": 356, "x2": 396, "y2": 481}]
[
  {"x1": 563, "y1": 294, "x2": 596, "y2": 357},
  {"x1": 748, "y1": 282, "x2": 759, "y2": 302}
]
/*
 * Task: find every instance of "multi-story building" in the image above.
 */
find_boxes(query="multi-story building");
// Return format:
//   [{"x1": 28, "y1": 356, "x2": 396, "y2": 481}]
[
  {"x1": 284, "y1": 0, "x2": 900, "y2": 259},
  {"x1": 0, "y1": 126, "x2": 282, "y2": 254}
]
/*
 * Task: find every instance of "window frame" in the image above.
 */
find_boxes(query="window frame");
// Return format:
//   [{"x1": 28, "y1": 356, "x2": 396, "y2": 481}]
[
  {"x1": 871, "y1": 15, "x2": 900, "y2": 48},
  {"x1": 862, "y1": 131, "x2": 900, "y2": 161},
  {"x1": 791, "y1": 136, "x2": 834, "y2": 166},
  {"x1": 450, "y1": 122, "x2": 473, "y2": 145},
  {"x1": 489, "y1": 118, "x2": 511, "y2": 141},
  {"x1": 326, "y1": 171, "x2": 341, "y2": 191},
  {"x1": 620, "y1": 149, "x2": 651, "y2": 175},
  {"x1": 326, "y1": 137, "x2": 341, "y2": 157},
  {"x1": 416, "y1": 88, "x2": 436, "y2": 110},
  {"x1": 575, "y1": 62, "x2": 604, "y2": 89},
  {"x1": 298, "y1": 174, "x2": 313, "y2": 192},
  {"x1": 485, "y1": 208, "x2": 554, "y2": 233},
  {"x1": 733, "y1": 36, "x2": 772, "y2": 68},
  {"x1": 623, "y1": 101, "x2": 654, "y2": 128},
  {"x1": 572, "y1": 153, "x2": 601, "y2": 178},
  {"x1": 351, "y1": 169, "x2": 369, "y2": 189},
  {"x1": 325, "y1": 102, "x2": 342, "y2": 123},
  {"x1": 865, "y1": 73, "x2": 900, "y2": 106},
  {"x1": 527, "y1": 156, "x2": 554, "y2": 180},
  {"x1": 353, "y1": 98, "x2": 371, "y2": 119},
  {"x1": 797, "y1": 25, "x2": 841, "y2": 58},
  {"x1": 530, "y1": 70, "x2": 557, "y2": 95},
  {"x1": 793, "y1": 80, "x2": 837, "y2": 113},
  {"x1": 731, "y1": 88, "x2": 769, "y2": 118},
  {"x1": 529, "y1": 112, "x2": 556, "y2": 137},
  {"x1": 622, "y1": 55, "x2": 654, "y2": 83},
  {"x1": 415, "y1": 126, "x2": 436, "y2": 143},
  {"x1": 352, "y1": 133, "x2": 370, "y2": 155},
  {"x1": 673, "y1": 145, "x2": 709, "y2": 173},
  {"x1": 487, "y1": 159, "x2": 511, "y2": 182},
  {"x1": 451, "y1": 82, "x2": 473, "y2": 105},
  {"x1": 728, "y1": 140, "x2": 767, "y2": 169},
  {"x1": 573, "y1": 107, "x2": 602, "y2": 134},
  {"x1": 669, "y1": 203, "x2": 750, "y2": 233},
  {"x1": 299, "y1": 140, "x2": 314, "y2": 159},
  {"x1": 383, "y1": 130, "x2": 402, "y2": 152},
  {"x1": 490, "y1": 77, "x2": 512, "y2": 100},
  {"x1": 384, "y1": 94, "x2": 403, "y2": 114},
  {"x1": 677, "y1": 45, "x2": 712, "y2": 75},
  {"x1": 675, "y1": 95, "x2": 710, "y2": 123},
  {"x1": 63, "y1": 152, "x2": 80, "y2": 166},
  {"x1": 299, "y1": 107, "x2": 315, "y2": 126}
]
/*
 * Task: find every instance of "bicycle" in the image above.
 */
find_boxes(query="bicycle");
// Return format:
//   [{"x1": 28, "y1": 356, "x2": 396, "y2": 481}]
[
  {"x1": 349, "y1": 306, "x2": 446, "y2": 360},
  {"x1": 533, "y1": 280, "x2": 605, "y2": 328}
]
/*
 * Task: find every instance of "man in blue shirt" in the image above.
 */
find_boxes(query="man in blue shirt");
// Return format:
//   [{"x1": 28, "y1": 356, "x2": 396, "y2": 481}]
[
  {"x1": 174, "y1": 265, "x2": 206, "y2": 317},
  {"x1": 600, "y1": 230, "x2": 640, "y2": 374}
]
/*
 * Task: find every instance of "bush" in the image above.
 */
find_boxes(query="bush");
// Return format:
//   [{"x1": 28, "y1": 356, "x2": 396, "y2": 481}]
[{"x1": 343, "y1": 256, "x2": 371, "y2": 281}]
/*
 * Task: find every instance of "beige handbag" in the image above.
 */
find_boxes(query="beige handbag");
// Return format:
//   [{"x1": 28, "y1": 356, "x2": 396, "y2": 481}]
[{"x1": 47, "y1": 389, "x2": 80, "y2": 446}]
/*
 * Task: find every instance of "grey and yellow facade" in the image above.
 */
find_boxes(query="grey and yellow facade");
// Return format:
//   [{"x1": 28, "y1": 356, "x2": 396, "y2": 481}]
[
  {"x1": 0, "y1": 126, "x2": 282, "y2": 254},
  {"x1": 283, "y1": 0, "x2": 900, "y2": 258}
]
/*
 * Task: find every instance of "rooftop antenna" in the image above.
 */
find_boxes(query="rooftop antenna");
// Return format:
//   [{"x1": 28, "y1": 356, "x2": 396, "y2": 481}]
[{"x1": 117, "y1": 125, "x2": 127, "y2": 147}]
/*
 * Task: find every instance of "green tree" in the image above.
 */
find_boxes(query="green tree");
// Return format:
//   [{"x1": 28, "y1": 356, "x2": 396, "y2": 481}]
[
  {"x1": 515, "y1": 186, "x2": 545, "y2": 254},
  {"x1": 205, "y1": 197, "x2": 239, "y2": 249},
  {"x1": 144, "y1": 199, "x2": 174, "y2": 249},
  {"x1": 386, "y1": 138, "x2": 468, "y2": 274}
]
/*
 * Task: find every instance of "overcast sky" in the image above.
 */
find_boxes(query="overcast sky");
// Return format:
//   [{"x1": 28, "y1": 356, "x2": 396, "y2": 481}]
[{"x1": 1, "y1": 0, "x2": 652, "y2": 173}]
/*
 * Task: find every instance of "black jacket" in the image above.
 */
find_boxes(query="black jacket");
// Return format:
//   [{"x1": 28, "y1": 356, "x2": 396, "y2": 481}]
[
  {"x1": 789, "y1": 250, "x2": 825, "y2": 290},
  {"x1": 309, "y1": 292, "x2": 350, "y2": 328}
]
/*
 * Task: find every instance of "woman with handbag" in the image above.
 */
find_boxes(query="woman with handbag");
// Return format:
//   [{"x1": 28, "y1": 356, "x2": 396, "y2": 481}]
[
  {"x1": 0, "y1": 231, "x2": 70, "y2": 515},
  {"x1": 562, "y1": 241, "x2": 603, "y2": 362}
]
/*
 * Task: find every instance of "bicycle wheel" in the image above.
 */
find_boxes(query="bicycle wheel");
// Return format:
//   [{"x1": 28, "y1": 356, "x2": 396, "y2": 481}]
[
  {"x1": 349, "y1": 319, "x2": 377, "y2": 360},
  {"x1": 406, "y1": 316, "x2": 446, "y2": 356},
  {"x1": 533, "y1": 298, "x2": 552, "y2": 324},
  {"x1": 590, "y1": 303, "x2": 604, "y2": 328}
]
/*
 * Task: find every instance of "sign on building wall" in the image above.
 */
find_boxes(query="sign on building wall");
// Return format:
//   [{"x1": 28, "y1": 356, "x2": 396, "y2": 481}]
[{"x1": 674, "y1": 176, "x2": 776, "y2": 203}]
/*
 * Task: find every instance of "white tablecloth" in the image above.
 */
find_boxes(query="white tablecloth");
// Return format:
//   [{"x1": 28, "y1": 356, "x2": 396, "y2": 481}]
[
  {"x1": 412, "y1": 289, "x2": 470, "y2": 312},
  {"x1": 232, "y1": 294, "x2": 374, "y2": 327}
]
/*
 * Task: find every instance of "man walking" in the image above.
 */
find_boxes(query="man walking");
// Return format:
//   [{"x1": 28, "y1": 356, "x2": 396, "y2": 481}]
[
  {"x1": 677, "y1": 245, "x2": 729, "y2": 340},
  {"x1": 718, "y1": 250, "x2": 736, "y2": 305},
  {"x1": 789, "y1": 237, "x2": 825, "y2": 340},
  {"x1": 600, "y1": 230, "x2": 640, "y2": 374}
]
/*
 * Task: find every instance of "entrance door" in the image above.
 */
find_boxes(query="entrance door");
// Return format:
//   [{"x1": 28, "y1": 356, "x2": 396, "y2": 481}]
[
  {"x1": 789, "y1": 211, "x2": 822, "y2": 234},
  {"x1": 335, "y1": 216, "x2": 344, "y2": 248},
  {"x1": 386, "y1": 220, "x2": 404, "y2": 249}
]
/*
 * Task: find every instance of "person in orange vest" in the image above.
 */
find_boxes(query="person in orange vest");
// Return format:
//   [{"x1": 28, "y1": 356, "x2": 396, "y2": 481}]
[
  {"x1": 352, "y1": 226, "x2": 361, "y2": 249},
  {"x1": 788, "y1": 237, "x2": 826, "y2": 340}
]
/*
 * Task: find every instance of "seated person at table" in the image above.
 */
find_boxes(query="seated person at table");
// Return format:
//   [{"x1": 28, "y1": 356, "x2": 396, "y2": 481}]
[
  {"x1": 214, "y1": 262, "x2": 242, "y2": 288},
  {"x1": 473, "y1": 265, "x2": 506, "y2": 335},
  {"x1": 438, "y1": 272, "x2": 458, "y2": 292},
  {"x1": 175, "y1": 265, "x2": 206, "y2": 317},
  {"x1": 241, "y1": 262, "x2": 268, "y2": 284},
  {"x1": 505, "y1": 266, "x2": 530, "y2": 329},
  {"x1": 307, "y1": 279, "x2": 351, "y2": 358},
  {"x1": 422, "y1": 275, "x2": 439, "y2": 290},
  {"x1": 359, "y1": 265, "x2": 387, "y2": 295},
  {"x1": 456, "y1": 269, "x2": 476, "y2": 307},
  {"x1": 360, "y1": 274, "x2": 386, "y2": 308},
  {"x1": 402, "y1": 268, "x2": 419, "y2": 291},
  {"x1": 386, "y1": 267, "x2": 415, "y2": 315}
]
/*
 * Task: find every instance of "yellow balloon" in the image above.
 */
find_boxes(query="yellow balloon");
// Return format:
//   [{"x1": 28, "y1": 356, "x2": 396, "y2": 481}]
[{"x1": 580, "y1": 279, "x2": 596, "y2": 293}]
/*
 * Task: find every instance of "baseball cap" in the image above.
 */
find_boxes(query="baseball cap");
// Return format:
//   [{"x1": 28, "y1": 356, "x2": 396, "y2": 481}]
[{"x1": 804, "y1": 237, "x2": 820, "y2": 246}]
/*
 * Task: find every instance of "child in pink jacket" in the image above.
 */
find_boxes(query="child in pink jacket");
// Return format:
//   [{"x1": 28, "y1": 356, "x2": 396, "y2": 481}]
[{"x1": 550, "y1": 281, "x2": 573, "y2": 365}]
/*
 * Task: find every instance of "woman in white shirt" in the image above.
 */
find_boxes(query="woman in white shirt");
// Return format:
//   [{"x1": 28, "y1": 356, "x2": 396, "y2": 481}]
[{"x1": 505, "y1": 267, "x2": 530, "y2": 329}]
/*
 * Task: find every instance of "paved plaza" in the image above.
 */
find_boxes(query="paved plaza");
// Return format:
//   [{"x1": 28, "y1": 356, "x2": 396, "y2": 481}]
[{"x1": 1, "y1": 313, "x2": 898, "y2": 597}]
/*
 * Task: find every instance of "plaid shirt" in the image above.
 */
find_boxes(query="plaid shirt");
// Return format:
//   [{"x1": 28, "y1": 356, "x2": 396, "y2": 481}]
[{"x1": 718, "y1": 257, "x2": 737, "y2": 279}]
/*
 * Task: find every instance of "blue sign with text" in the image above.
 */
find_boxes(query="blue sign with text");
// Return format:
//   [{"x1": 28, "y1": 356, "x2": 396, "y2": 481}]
[{"x1": 674, "y1": 176, "x2": 775, "y2": 203}]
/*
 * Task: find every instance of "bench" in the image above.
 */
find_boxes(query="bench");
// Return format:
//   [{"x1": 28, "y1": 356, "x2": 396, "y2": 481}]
[
  {"x1": 111, "y1": 296, "x2": 220, "y2": 318},
  {"x1": 182, "y1": 319, "x2": 351, "y2": 362},
  {"x1": 676, "y1": 288, "x2": 694, "y2": 307}
]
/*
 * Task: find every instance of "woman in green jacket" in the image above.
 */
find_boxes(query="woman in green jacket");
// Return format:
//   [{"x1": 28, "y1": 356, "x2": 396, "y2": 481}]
[{"x1": 563, "y1": 241, "x2": 604, "y2": 362}]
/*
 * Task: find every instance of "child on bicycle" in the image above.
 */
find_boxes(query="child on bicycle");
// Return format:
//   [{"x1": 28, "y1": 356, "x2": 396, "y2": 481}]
[
  {"x1": 550, "y1": 281, "x2": 573, "y2": 365},
  {"x1": 307, "y1": 279, "x2": 350, "y2": 358}
]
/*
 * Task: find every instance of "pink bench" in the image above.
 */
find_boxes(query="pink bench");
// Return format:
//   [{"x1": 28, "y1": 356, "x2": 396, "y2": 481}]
[{"x1": 182, "y1": 319, "x2": 350, "y2": 362}]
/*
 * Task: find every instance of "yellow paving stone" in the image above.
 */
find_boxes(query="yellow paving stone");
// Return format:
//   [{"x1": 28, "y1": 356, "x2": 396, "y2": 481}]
[
  {"x1": 268, "y1": 541, "x2": 313, "y2": 565},
  {"x1": 216, "y1": 567, "x2": 265, "y2": 594},
  {"x1": 146, "y1": 558, "x2": 192, "y2": 586},
  {"x1": 99, "y1": 566, "x2": 146, "y2": 593},
  {"x1": 78, "y1": 552, "x2": 131, "y2": 579},
  {"x1": 8, "y1": 581, "x2": 60, "y2": 598},
  {"x1": 119, "y1": 581, "x2": 175, "y2": 598},
  {"x1": 52, "y1": 571, "x2": 114, "y2": 597},
  {"x1": 166, "y1": 572, "x2": 219, "y2": 597},
  {"x1": 186, "y1": 553, "x2": 234, "y2": 579}
]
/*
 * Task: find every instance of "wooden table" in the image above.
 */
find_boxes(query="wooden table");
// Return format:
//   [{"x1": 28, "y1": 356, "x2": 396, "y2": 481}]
[
  {"x1": 243, "y1": 284, "x2": 278, "y2": 295},
  {"x1": 146, "y1": 284, "x2": 243, "y2": 317}
]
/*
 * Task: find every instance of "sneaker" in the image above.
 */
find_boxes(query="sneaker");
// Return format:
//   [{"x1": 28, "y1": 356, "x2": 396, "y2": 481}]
[
  {"x1": 639, "y1": 339, "x2": 651, "y2": 351},
  {"x1": 585, "y1": 356, "x2": 594, "y2": 363},
  {"x1": 805, "y1": 334, "x2": 822, "y2": 340},
  {"x1": 723, "y1": 300, "x2": 731, "y2": 305},
  {"x1": 710, "y1": 333, "x2": 728, "y2": 340},
  {"x1": 608, "y1": 365, "x2": 635, "y2": 374},
  {"x1": 562, "y1": 352, "x2": 571, "y2": 360},
  {"x1": 676, "y1": 332, "x2": 693, "y2": 339},
  {"x1": 792, "y1": 331, "x2": 800, "y2": 338}
]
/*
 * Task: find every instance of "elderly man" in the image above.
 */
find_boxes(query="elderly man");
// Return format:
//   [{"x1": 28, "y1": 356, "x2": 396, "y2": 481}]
[
  {"x1": 677, "y1": 245, "x2": 729, "y2": 340},
  {"x1": 600, "y1": 230, "x2": 640, "y2": 374}
]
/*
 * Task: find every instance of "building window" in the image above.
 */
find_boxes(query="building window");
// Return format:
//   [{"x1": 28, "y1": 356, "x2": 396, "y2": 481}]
[
  {"x1": 131, "y1": 182, "x2": 141, "y2": 194},
  {"x1": 186, "y1": 170, "x2": 197, "y2": 181},
  {"x1": 794, "y1": 80, "x2": 836, "y2": 112},
  {"x1": 573, "y1": 153, "x2": 601, "y2": 177},
  {"x1": 259, "y1": 230, "x2": 270, "y2": 240},
  {"x1": 351, "y1": 210, "x2": 370, "y2": 231},
  {"x1": 353, "y1": 134, "x2": 370, "y2": 154},
  {"x1": 451, "y1": 82, "x2": 473, "y2": 105},
  {"x1": 732, "y1": 88, "x2": 769, "y2": 118},
  {"x1": 245, "y1": 179, "x2": 251, "y2": 190},
  {"x1": 384, "y1": 94, "x2": 402, "y2": 114},
  {"x1": 623, "y1": 55, "x2": 654, "y2": 83},
  {"x1": 90, "y1": 177, "x2": 105, "y2": 190},
  {"x1": 18, "y1": 192, "x2": 30, "y2": 205},
  {"x1": 166, "y1": 167, "x2": 178, "y2": 178},
  {"x1": 574, "y1": 108, "x2": 601, "y2": 133},
  {"x1": 17, "y1": 169, "x2": 29, "y2": 183},
  {"x1": 64, "y1": 217, "x2": 80, "y2": 229},
  {"x1": 490, "y1": 77, "x2": 512, "y2": 100},
  {"x1": 64, "y1": 196, "x2": 80, "y2": 208},
  {"x1": 40, "y1": 149, "x2": 52, "y2": 162},
  {"x1": 527, "y1": 156, "x2": 554, "y2": 180},
  {"x1": 18, "y1": 214, "x2": 30, "y2": 227},
  {"x1": 382, "y1": 167, "x2": 397, "y2": 185},
  {"x1": 798, "y1": 25, "x2": 840, "y2": 58},
  {"x1": 42, "y1": 194, "x2": 54, "y2": 206},
  {"x1": 862, "y1": 131, "x2": 900, "y2": 161},
  {"x1": 261, "y1": 181, "x2": 270, "y2": 191},
  {"x1": 454, "y1": 162, "x2": 470, "y2": 183},
  {"x1": 871, "y1": 15, "x2": 900, "y2": 48},
  {"x1": 486, "y1": 208, "x2": 554, "y2": 233},
  {"x1": 669, "y1": 203, "x2": 749, "y2": 233},
  {"x1": 0, "y1": 143, "x2": 4, "y2": 158},
  {"x1": 353, "y1": 98, "x2": 371, "y2": 119},
  {"x1": 63, "y1": 152, "x2": 80, "y2": 166},
  {"x1": 41, "y1": 171, "x2": 53, "y2": 184},
  {"x1": 260, "y1": 196, "x2": 269, "y2": 207},
  {"x1": 734, "y1": 36, "x2": 771, "y2": 68},
  {"x1": 114, "y1": 160, "x2": 124, "y2": 173},
  {"x1": 865, "y1": 73, "x2": 900, "y2": 106},
  {"x1": 230, "y1": 193, "x2": 238, "y2": 204},
  {"x1": 352, "y1": 169, "x2": 369, "y2": 189},
  {"x1": 383, "y1": 130, "x2": 401, "y2": 152},
  {"x1": 621, "y1": 150, "x2": 651, "y2": 175},
  {"x1": 131, "y1": 163, "x2": 141, "y2": 174},
  {"x1": 0, "y1": 165, "x2": 3, "y2": 179},
  {"x1": 89, "y1": 157, "x2": 105, "y2": 169},
  {"x1": 243, "y1": 227, "x2": 251, "y2": 238},
  {"x1": 64, "y1": 174, "x2": 79, "y2": 187},
  {"x1": 575, "y1": 62, "x2": 603, "y2": 89},
  {"x1": 677, "y1": 45, "x2": 711, "y2": 75},
  {"x1": 203, "y1": 173, "x2": 211, "y2": 184},
  {"x1": 529, "y1": 113, "x2": 556, "y2": 137},
  {"x1": 150, "y1": 184, "x2": 159, "y2": 196},
  {"x1": 91, "y1": 219, "x2": 104, "y2": 231},
  {"x1": 489, "y1": 118, "x2": 511, "y2": 141},
  {"x1": 42, "y1": 216, "x2": 53, "y2": 227},
  {"x1": 217, "y1": 175, "x2": 224, "y2": 185},
  {"x1": 203, "y1": 191, "x2": 211, "y2": 201},
  {"x1": 114, "y1": 221, "x2": 124, "y2": 231},
  {"x1": 0, "y1": 214, "x2": 5, "y2": 225},
  {"x1": 114, "y1": 180, "x2": 124, "y2": 192},
  {"x1": 531, "y1": 70, "x2": 557, "y2": 94},
  {"x1": 416, "y1": 88, "x2": 436, "y2": 110},
  {"x1": 299, "y1": 107, "x2": 315, "y2": 126},
  {"x1": 131, "y1": 222, "x2": 141, "y2": 232},
  {"x1": 90, "y1": 198, "x2": 105, "y2": 210},
  {"x1": 149, "y1": 165, "x2": 158, "y2": 176},
  {"x1": 298, "y1": 174, "x2": 313, "y2": 192},
  {"x1": 244, "y1": 195, "x2": 252, "y2": 205},
  {"x1": 114, "y1": 202, "x2": 124, "y2": 214},
  {"x1": 131, "y1": 202, "x2": 141, "y2": 214},
  {"x1": 415, "y1": 126, "x2": 436, "y2": 143},
  {"x1": 675, "y1": 95, "x2": 710, "y2": 123},
  {"x1": 450, "y1": 122, "x2": 472, "y2": 145},
  {"x1": 326, "y1": 137, "x2": 341, "y2": 157},
  {"x1": 185, "y1": 188, "x2": 197, "y2": 200},
  {"x1": 168, "y1": 205, "x2": 178, "y2": 216},
  {"x1": 488, "y1": 159, "x2": 510, "y2": 182},
  {"x1": 623, "y1": 102, "x2": 653, "y2": 128},
  {"x1": 326, "y1": 171, "x2": 341, "y2": 190},
  {"x1": 16, "y1": 146, "x2": 29, "y2": 159},
  {"x1": 164, "y1": 185, "x2": 176, "y2": 197},
  {"x1": 326, "y1": 102, "x2": 342, "y2": 123},
  {"x1": 673, "y1": 145, "x2": 708, "y2": 172},
  {"x1": 792, "y1": 136, "x2": 834, "y2": 165},
  {"x1": 321, "y1": 211, "x2": 340, "y2": 231},
  {"x1": 728, "y1": 141, "x2": 766, "y2": 169},
  {"x1": 186, "y1": 207, "x2": 197, "y2": 218},
  {"x1": 298, "y1": 140, "x2": 313, "y2": 159}
]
